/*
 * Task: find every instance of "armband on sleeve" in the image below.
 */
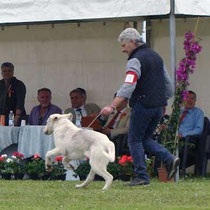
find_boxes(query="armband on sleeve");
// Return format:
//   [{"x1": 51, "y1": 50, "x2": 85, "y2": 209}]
[{"x1": 124, "y1": 71, "x2": 138, "y2": 84}]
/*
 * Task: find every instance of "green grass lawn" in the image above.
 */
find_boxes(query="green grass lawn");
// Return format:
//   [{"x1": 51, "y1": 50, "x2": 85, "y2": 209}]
[{"x1": 0, "y1": 178, "x2": 210, "y2": 210}]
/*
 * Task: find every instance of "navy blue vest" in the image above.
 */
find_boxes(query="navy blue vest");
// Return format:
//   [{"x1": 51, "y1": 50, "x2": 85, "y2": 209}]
[{"x1": 129, "y1": 44, "x2": 168, "y2": 108}]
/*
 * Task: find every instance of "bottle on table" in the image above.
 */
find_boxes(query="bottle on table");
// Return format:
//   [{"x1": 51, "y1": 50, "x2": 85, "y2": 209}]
[{"x1": 8, "y1": 110, "x2": 14, "y2": 126}]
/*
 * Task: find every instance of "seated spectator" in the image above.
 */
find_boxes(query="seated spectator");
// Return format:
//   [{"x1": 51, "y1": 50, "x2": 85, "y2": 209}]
[
  {"x1": 101, "y1": 100, "x2": 131, "y2": 157},
  {"x1": 178, "y1": 90, "x2": 204, "y2": 138},
  {"x1": 64, "y1": 88, "x2": 101, "y2": 124},
  {"x1": 0, "y1": 62, "x2": 26, "y2": 126},
  {"x1": 178, "y1": 90, "x2": 204, "y2": 174},
  {"x1": 29, "y1": 88, "x2": 62, "y2": 125}
]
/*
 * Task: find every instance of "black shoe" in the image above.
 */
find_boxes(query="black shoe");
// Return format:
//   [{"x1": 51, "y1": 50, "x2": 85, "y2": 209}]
[
  {"x1": 166, "y1": 157, "x2": 180, "y2": 180},
  {"x1": 126, "y1": 177, "x2": 150, "y2": 186}
]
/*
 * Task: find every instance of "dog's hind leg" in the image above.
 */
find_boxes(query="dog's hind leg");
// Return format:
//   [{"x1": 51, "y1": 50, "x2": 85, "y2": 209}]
[
  {"x1": 94, "y1": 168, "x2": 113, "y2": 191},
  {"x1": 75, "y1": 169, "x2": 95, "y2": 189},
  {"x1": 90, "y1": 159, "x2": 113, "y2": 191}
]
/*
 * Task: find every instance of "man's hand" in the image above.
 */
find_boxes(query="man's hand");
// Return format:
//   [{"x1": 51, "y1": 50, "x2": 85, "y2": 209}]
[{"x1": 100, "y1": 105, "x2": 114, "y2": 116}]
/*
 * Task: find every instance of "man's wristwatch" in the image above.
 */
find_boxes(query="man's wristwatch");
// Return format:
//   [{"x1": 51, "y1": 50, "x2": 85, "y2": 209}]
[{"x1": 107, "y1": 105, "x2": 116, "y2": 112}]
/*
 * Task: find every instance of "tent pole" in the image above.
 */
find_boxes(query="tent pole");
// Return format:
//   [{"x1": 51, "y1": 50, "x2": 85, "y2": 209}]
[
  {"x1": 170, "y1": 0, "x2": 179, "y2": 182},
  {"x1": 170, "y1": 0, "x2": 176, "y2": 83}
]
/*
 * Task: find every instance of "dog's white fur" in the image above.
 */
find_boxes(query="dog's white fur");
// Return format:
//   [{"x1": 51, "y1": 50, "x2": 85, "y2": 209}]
[{"x1": 44, "y1": 113, "x2": 115, "y2": 190}]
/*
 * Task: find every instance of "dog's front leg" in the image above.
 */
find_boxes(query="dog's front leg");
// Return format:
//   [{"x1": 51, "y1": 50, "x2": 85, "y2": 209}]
[
  {"x1": 62, "y1": 156, "x2": 74, "y2": 170},
  {"x1": 45, "y1": 148, "x2": 61, "y2": 171}
]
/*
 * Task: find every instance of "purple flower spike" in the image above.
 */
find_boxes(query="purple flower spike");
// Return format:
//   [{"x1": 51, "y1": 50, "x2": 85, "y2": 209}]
[{"x1": 175, "y1": 31, "x2": 202, "y2": 102}]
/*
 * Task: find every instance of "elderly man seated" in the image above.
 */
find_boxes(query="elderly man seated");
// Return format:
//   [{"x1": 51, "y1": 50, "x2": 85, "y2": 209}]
[
  {"x1": 178, "y1": 90, "x2": 204, "y2": 175},
  {"x1": 29, "y1": 88, "x2": 62, "y2": 125},
  {"x1": 64, "y1": 88, "x2": 101, "y2": 125}
]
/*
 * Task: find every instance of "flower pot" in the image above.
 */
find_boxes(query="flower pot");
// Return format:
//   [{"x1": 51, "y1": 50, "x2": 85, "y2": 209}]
[
  {"x1": 1, "y1": 173, "x2": 12, "y2": 180},
  {"x1": 28, "y1": 174, "x2": 39, "y2": 180},
  {"x1": 158, "y1": 167, "x2": 174, "y2": 182},
  {"x1": 78, "y1": 175, "x2": 87, "y2": 181},
  {"x1": 41, "y1": 174, "x2": 50, "y2": 180},
  {"x1": 50, "y1": 174, "x2": 66, "y2": 181},
  {"x1": 119, "y1": 175, "x2": 131, "y2": 181},
  {"x1": 58, "y1": 174, "x2": 66, "y2": 181},
  {"x1": 14, "y1": 173, "x2": 25, "y2": 180}
]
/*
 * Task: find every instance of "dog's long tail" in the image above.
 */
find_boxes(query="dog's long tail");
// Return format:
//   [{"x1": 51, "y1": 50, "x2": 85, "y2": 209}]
[{"x1": 103, "y1": 142, "x2": 115, "y2": 162}]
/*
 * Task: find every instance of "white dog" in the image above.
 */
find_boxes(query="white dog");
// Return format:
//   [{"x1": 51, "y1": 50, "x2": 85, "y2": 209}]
[{"x1": 44, "y1": 113, "x2": 115, "y2": 190}]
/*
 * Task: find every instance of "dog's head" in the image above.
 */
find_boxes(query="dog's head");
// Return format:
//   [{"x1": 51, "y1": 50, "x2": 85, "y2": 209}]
[{"x1": 44, "y1": 113, "x2": 73, "y2": 135}]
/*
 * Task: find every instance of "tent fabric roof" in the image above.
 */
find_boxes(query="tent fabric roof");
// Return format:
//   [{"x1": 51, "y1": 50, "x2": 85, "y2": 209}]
[
  {"x1": 175, "y1": 0, "x2": 210, "y2": 16},
  {"x1": 0, "y1": 0, "x2": 209, "y2": 25},
  {"x1": 0, "y1": 0, "x2": 170, "y2": 24}
]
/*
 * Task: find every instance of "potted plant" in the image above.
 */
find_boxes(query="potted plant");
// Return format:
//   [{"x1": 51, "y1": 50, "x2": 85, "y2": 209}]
[
  {"x1": 0, "y1": 155, "x2": 6, "y2": 175},
  {"x1": 163, "y1": 31, "x2": 202, "y2": 154},
  {"x1": 26, "y1": 153, "x2": 49, "y2": 180},
  {"x1": 0, "y1": 154, "x2": 13, "y2": 180},
  {"x1": 107, "y1": 162, "x2": 120, "y2": 180},
  {"x1": 118, "y1": 155, "x2": 134, "y2": 181},
  {"x1": 73, "y1": 160, "x2": 90, "y2": 180},
  {"x1": 50, "y1": 156, "x2": 67, "y2": 180},
  {"x1": 157, "y1": 31, "x2": 202, "y2": 181},
  {"x1": 11, "y1": 152, "x2": 26, "y2": 180}
]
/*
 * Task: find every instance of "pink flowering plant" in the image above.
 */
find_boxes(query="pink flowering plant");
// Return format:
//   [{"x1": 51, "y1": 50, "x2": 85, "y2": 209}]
[{"x1": 163, "y1": 31, "x2": 202, "y2": 153}]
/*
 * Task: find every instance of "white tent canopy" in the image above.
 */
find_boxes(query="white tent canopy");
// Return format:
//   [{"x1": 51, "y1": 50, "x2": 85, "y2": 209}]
[
  {"x1": 0, "y1": 0, "x2": 210, "y2": 25},
  {"x1": 0, "y1": 0, "x2": 170, "y2": 24},
  {"x1": 175, "y1": 0, "x2": 210, "y2": 16}
]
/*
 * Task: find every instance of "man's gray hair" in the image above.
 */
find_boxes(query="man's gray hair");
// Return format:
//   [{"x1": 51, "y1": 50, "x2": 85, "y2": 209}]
[{"x1": 118, "y1": 28, "x2": 143, "y2": 45}]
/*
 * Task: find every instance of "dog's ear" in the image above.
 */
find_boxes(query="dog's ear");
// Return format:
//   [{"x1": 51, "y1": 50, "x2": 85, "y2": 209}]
[{"x1": 64, "y1": 113, "x2": 73, "y2": 121}]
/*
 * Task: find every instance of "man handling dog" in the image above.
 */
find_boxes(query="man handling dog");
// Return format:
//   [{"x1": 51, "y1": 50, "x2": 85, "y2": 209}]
[{"x1": 100, "y1": 28, "x2": 180, "y2": 186}]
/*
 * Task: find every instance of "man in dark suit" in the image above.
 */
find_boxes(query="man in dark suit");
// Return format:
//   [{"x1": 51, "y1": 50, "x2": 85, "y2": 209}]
[{"x1": 64, "y1": 88, "x2": 101, "y2": 124}]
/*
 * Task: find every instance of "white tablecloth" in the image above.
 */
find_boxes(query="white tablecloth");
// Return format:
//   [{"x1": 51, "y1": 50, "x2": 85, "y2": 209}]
[
  {"x1": 0, "y1": 126, "x2": 20, "y2": 152},
  {"x1": 18, "y1": 125, "x2": 55, "y2": 159}
]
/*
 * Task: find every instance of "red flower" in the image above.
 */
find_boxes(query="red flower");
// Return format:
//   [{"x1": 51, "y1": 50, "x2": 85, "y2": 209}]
[
  {"x1": 13, "y1": 152, "x2": 24, "y2": 159},
  {"x1": 127, "y1": 156, "x2": 133, "y2": 163},
  {"x1": 33, "y1": 153, "x2": 41, "y2": 159},
  {"x1": 55, "y1": 156, "x2": 63, "y2": 162},
  {"x1": 0, "y1": 157, "x2": 5, "y2": 162},
  {"x1": 118, "y1": 155, "x2": 133, "y2": 166}
]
